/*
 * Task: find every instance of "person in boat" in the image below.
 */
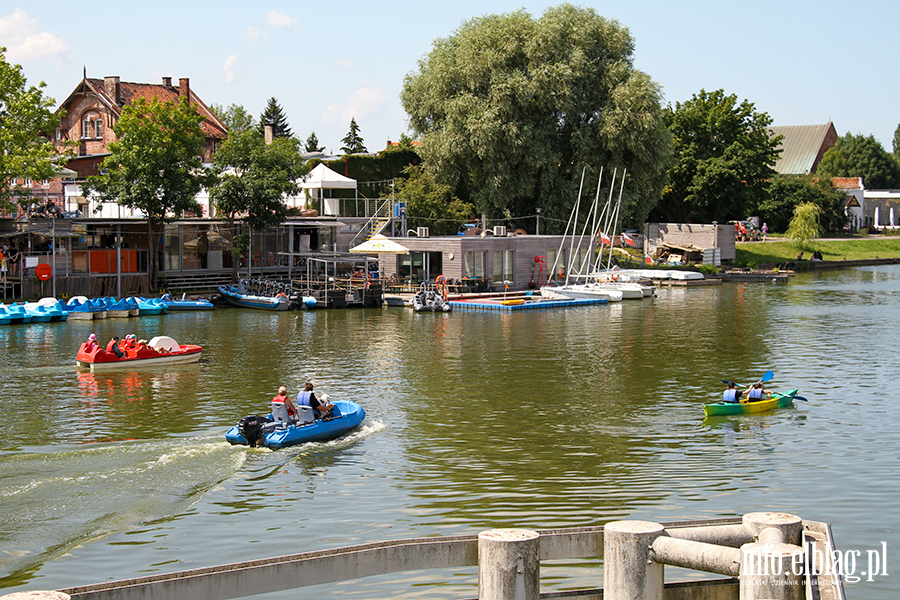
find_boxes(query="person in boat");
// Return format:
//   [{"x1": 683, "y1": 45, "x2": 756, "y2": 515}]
[
  {"x1": 297, "y1": 382, "x2": 334, "y2": 419},
  {"x1": 121, "y1": 334, "x2": 137, "y2": 351},
  {"x1": 722, "y1": 381, "x2": 741, "y2": 404},
  {"x1": 85, "y1": 333, "x2": 99, "y2": 352},
  {"x1": 272, "y1": 385, "x2": 301, "y2": 424},
  {"x1": 106, "y1": 336, "x2": 125, "y2": 358},
  {"x1": 743, "y1": 382, "x2": 771, "y2": 403}
]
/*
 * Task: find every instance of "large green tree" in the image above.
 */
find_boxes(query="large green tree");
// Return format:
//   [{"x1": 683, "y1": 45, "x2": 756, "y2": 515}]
[
  {"x1": 340, "y1": 117, "x2": 367, "y2": 154},
  {"x1": 211, "y1": 103, "x2": 255, "y2": 133},
  {"x1": 0, "y1": 47, "x2": 67, "y2": 212},
  {"x1": 400, "y1": 4, "x2": 673, "y2": 231},
  {"x1": 653, "y1": 89, "x2": 781, "y2": 224},
  {"x1": 82, "y1": 97, "x2": 211, "y2": 290},
  {"x1": 257, "y1": 97, "x2": 293, "y2": 138},
  {"x1": 816, "y1": 133, "x2": 900, "y2": 189},
  {"x1": 394, "y1": 165, "x2": 475, "y2": 235},
  {"x1": 757, "y1": 175, "x2": 847, "y2": 233},
  {"x1": 209, "y1": 129, "x2": 307, "y2": 281}
]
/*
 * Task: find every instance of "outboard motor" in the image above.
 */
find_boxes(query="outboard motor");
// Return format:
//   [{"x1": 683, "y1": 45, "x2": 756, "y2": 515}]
[{"x1": 238, "y1": 415, "x2": 264, "y2": 447}]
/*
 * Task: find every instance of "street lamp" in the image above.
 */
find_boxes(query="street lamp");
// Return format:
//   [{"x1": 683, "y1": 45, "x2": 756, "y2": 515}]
[{"x1": 536, "y1": 207, "x2": 541, "y2": 235}]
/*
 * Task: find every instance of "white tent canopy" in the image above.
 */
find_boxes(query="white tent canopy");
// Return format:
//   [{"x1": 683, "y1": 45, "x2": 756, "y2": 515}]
[
  {"x1": 350, "y1": 234, "x2": 409, "y2": 254},
  {"x1": 286, "y1": 163, "x2": 357, "y2": 215}
]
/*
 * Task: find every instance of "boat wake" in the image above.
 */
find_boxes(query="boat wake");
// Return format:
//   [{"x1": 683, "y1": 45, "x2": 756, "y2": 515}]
[{"x1": 0, "y1": 437, "x2": 245, "y2": 587}]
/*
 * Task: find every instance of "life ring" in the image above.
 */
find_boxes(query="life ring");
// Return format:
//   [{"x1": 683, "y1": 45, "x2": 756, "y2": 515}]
[
  {"x1": 276, "y1": 293, "x2": 287, "y2": 299},
  {"x1": 610, "y1": 273, "x2": 619, "y2": 282}
]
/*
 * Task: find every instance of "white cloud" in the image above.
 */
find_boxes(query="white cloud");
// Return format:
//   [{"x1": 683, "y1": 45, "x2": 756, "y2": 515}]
[
  {"x1": 323, "y1": 85, "x2": 390, "y2": 126},
  {"x1": 0, "y1": 8, "x2": 69, "y2": 64},
  {"x1": 223, "y1": 55, "x2": 238, "y2": 83},
  {"x1": 243, "y1": 26, "x2": 261, "y2": 43},
  {"x1": 336, "y1": 59, "x2": 353, "y2": 70},
  {"x1": 266, "y1": 10, "x2": 300, "y2": 29}
]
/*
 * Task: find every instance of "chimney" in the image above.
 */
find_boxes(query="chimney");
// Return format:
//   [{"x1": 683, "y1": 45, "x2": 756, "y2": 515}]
[
  {"x1": 264, "y1": 124, "x2": 274, "y2": 145},
  {"x1": 178, "y1": 77, "x2": 190, "y2": 100},
  {"x1": 104, "y1": 76, "x2": 120, "y2": 104},
  {"x1": 162, "y1": 76, "x2": 172, "y2": 88}
]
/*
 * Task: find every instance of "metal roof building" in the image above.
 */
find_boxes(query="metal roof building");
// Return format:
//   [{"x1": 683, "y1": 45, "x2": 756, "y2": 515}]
[{"x1": 768, "y1": 122, "x2": 838, "y2": 175}]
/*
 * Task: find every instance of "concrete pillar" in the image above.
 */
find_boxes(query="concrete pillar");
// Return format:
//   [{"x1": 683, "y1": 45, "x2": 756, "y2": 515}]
[
  {"x1": 603, "y1": 520, "x2": 664, "y2": 600},
  {"x1": 478, "y1": 529, "x2": 540, "y2": 600},
  {"x1": 739, "y1": 512, "x2": 805, "y2": 599},
  {"x1": 740, "y1": 537, "x2": 805, "y2": 600},
  {"x1": 742, "y1": 512, "x2": 803, "y2": 546},
  {"x1": 0, "y1": 593, "x2": 70, "y2": 600}
]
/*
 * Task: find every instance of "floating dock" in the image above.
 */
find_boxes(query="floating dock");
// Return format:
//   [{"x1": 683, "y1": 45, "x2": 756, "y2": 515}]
[{"x1": 449, "y1": 295, "x2": 608, "y2": 312}]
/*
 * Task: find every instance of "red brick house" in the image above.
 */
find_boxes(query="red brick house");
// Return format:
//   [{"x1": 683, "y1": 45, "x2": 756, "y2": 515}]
[{"x1": 53, "y1": 75, "x2": 227, "y2": 181}]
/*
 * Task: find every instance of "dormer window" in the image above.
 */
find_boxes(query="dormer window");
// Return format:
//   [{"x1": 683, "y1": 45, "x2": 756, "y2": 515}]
[{"x1": 82, "y1": 112, "x2": 103, "y2": 139}]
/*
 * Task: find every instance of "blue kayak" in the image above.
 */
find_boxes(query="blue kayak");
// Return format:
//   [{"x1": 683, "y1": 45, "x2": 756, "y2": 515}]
[{"x1": 225, "y1": 400, "x2": 366, "y2": 449}]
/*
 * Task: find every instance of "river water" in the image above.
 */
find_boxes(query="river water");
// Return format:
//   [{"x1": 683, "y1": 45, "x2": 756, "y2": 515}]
[{"x1": 0, "y1": 266, "x2": 897, "y2": 599}]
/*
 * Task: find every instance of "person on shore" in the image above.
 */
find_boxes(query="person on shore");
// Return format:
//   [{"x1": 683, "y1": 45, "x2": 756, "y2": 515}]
[
  {"x1": 106, "y1": 336, "x2": 124, "y2": 358},
  {"x1": 272, "y1": 385, "x2": 300, "y2": 423},
  {"x1": 722, "y1": 381, "x2": 741, "y2": 404},
  {"x1": 743, "y1": 382, "x2": 771, "y2": 403},
  {"x1": 761, "y1": 223, "x2": 768, "y2": 242},
  {"x1": 297, "y1": 382, "x2": 334, "y2": 419}
]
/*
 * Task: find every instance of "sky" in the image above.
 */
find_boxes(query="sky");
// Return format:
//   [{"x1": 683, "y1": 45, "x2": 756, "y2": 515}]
[{"x1": 4, "y1": 1, "x2": 900, "y2": 154}]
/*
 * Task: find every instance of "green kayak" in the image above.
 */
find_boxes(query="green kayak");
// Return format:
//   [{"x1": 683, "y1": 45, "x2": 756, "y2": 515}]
[{"x1": 704, "y1": 389, "x2": 799, "y2": 417}]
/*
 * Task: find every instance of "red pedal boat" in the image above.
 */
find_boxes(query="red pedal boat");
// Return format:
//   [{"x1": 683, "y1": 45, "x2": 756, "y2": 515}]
[{"x1": 76, "y1": 336, "x2": 202, "y2": 372}]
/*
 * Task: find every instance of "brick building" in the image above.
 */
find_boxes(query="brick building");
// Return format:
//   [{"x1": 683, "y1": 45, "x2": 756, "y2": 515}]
[{"x1": 53, "y1": 74, "x2": 227, "y2": 184}]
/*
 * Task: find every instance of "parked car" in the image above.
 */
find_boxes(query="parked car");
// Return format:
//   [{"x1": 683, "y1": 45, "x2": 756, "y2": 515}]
[{"x1": 728, "y1": 220, "x2": 761, "y2": 242}]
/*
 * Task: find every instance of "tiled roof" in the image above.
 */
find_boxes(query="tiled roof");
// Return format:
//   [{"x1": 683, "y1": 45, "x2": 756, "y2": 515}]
[
  {"x1": 768, "y1": 122, "x2": 837, "y2": 175},
  {"x1": 83, "y1": 77, "x2": 227, "y2": 139}
]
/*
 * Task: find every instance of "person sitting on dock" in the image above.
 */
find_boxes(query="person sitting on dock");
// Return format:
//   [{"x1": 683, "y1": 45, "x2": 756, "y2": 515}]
[
  {"x1": 106, "y1": 336, "x2": 124, "y2": 358},
  {"x1": 272, "y1": 386, "x2": 300, "y2": 424},
  {"x1": 297, "y1": 382, "x2": 334, "y2": 419},
  {"x1": 722, "y1": 381, "x2": 741, "y2": 404},
  {"x1": 743, "y1": 382, "x2": 770, "y2": 403}
]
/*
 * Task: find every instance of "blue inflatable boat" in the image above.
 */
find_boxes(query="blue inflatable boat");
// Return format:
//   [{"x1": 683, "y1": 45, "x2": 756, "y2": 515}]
[{"x1": 225, "y1": 400, "x2": 366, "y2": 449}]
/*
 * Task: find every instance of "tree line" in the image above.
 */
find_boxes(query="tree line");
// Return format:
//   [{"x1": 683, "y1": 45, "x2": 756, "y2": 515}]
[{"x1": 6, "y1": 4, "x2": 900, "y2": 283}]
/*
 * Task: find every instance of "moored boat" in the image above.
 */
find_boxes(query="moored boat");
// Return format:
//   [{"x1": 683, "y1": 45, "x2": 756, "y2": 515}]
[
  {"x1": 217, "y1": 283, "x2": 291, "y2": 311},
  {"x1": 225, "y1": 400, "x2": 366, "y2": 449},
  {"x1": 75, "y1": 335, "x2": 202, "y2": 372},
  {"x1": 703, "y1": 389, "x2": 799, "y2": 417},
  {"x1": 0, "y1": 303, "x2": 32, "y2": 324},
  {"x1": 159, "y1": 293, "x2": 214, "y2": 311}
]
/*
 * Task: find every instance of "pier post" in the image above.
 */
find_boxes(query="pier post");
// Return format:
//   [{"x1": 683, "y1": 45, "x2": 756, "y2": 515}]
[
  {"x1": 740, "y1": 513, "x2": 805, "y2": 600},
  {"x1": 603, "y1": 520, "x2": 664, "y2": 600},
  {"x1": 478, "y1": 529, "x2": 540, "y2": 600}
]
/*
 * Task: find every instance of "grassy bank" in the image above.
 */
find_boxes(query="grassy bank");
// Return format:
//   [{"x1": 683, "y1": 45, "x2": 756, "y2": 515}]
[{"x1": 735, "y1": 237, "x2": 900, "y2": 267}]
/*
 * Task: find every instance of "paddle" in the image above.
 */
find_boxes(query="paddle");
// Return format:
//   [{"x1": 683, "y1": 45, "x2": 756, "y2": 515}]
[
  {"x1": 721, "y1": 370, "x2": 775, "y2": 388},
  {"x1": 771, "y1": 391, "x2": 808, "y2": 402}
]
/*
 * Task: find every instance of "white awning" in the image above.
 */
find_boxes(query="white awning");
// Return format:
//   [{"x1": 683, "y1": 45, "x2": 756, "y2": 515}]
[{"x1": 350, "y1": 234, "x2": 409, "y2": 254}]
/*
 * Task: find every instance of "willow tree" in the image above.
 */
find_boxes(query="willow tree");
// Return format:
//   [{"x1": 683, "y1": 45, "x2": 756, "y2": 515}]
[
  {"x1": 400, "y1": 4, "x2": 673, "y2": 231},
  {"x1": 786, "y1": 202, "x2": 823, "y2": 251}
]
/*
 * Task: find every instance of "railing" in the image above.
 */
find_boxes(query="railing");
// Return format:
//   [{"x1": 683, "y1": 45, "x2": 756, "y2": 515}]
[
  {"x1": 346, "y1": 197, "x2": 395, "y2": 249},
  {"x1": 335, "y1": 195, "x2": 394, "y2": 219},
  {"x1": 40, "y1": 513, "x2": 845, "y2": 600}
]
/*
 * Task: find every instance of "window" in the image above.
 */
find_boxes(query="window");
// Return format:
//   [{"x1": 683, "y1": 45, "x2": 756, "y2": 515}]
[
  {"x1": 464, "y1": 251, "x2": 486, "y2": 278},
  {"x1": 492, "y1": 250, "x2": 514, "y2": 283},
  {"x1": 82, "y1": 112, "x2": 102, "y2": 138}
]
